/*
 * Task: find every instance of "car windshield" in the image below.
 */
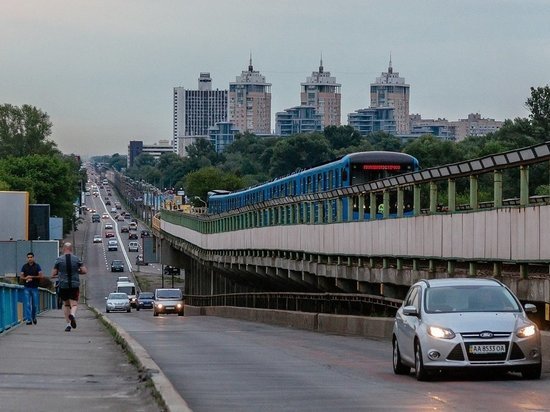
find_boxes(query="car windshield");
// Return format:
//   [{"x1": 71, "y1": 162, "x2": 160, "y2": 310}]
[
  {"x1": 425, "y1": 286, "x2": 521, "y2": 313},
  {"x1": 109, "y1": 293, "x2": 128, "y2": 299},
  {"x1": 139, "y1": 292, "x2": 154, "y2": 299},
  {"x1": 112, "y1": 260, "x2": 123, "y2": 265},
  {"x1": 157, "y1": 289, "x2": 182, "y2": 299}
]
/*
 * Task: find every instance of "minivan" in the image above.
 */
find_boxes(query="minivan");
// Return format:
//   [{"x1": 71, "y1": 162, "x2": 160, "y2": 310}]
[
  {"x1": 116, "y1": 281, "x2": 137, "y2": 307},
  {"x1": 153, "y1": 288, "x2": 184, "y2": 316}
]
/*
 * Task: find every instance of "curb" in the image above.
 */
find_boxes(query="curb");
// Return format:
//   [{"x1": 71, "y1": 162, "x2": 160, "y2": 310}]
[{"x1": 88, "y1": 305, "x2": 192, "y2": 412}]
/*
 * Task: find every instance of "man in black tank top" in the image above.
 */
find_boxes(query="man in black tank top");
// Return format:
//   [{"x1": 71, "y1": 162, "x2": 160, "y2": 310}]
[{"x1": 51, "y1": 242, "x2": 88, "y2": 332}]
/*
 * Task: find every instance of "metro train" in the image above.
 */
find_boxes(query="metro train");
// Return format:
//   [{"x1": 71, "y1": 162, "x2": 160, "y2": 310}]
[{"x1": 207, "y1": 151, "x2": 420, "y2": 219}]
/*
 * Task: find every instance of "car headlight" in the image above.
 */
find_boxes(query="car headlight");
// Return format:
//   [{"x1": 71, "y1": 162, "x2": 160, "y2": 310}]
[
  {"x1": 156, "y1": 303, "x2": 163, "y2": 309},
  {"x1": 176, "y1": 303, "x2": 182, "y2": 309},
  {"x1": 516, "y1": 324, "x2": 537, "y2": 338},
  {"x1": 428, "y1": 325, "x2": 456, "y2": 339}
]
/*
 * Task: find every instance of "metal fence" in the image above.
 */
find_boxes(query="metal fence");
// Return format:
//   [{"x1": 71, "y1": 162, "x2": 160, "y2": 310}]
[{"x1": 0, "y1": 282, "x2": 57, "y2": 333}]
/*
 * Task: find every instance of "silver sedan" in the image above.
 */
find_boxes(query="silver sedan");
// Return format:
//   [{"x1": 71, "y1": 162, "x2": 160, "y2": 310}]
[{"x1": 392, "y1": 278, "x2": 541, "y2": 380}]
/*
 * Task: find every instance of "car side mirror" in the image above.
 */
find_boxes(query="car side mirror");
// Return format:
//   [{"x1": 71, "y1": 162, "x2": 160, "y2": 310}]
[
  {"x1": 403, "y1": 305, "x2": 419, "y2": 316},
  {"x1": 524, "y1": 303, "x2": 537, "y2": 313}
]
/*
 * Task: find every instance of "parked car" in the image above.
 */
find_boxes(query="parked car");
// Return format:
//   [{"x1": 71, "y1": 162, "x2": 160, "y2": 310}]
[
  {"x1": 153, "y1": 288, "x2": 184, "y2": 316},
  {"x1": 93, "y1": 234, "x2": 102, "y2": 243},
  {"x1": 110, "y1": 259, "x2": 124, "y2": 272},
  {"x1": 105, "y1": 292, "x2": 131, "y2": 313},
  {"x1": 136, "y1": 292, "x2": 154, "y2": 310},
  {"x1": 107, "y1": 239, "x2": 118, "y2": 251},
  {"x1": 128, "y1": 241, "x2": 139, "y2": 252},
  {"x1": 392, "y1": 278, "x2": 542, "y2": 381}
]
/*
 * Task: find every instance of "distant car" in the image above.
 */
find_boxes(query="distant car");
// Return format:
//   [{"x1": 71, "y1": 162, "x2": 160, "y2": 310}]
[
  {"x1": 117, "y1": 215, "x2": 125, "y2": 222},
  {"x1": 107, "y1": 239, "x2": 118, "y2": 251},
  {"x1": 105, "y1": 200, "x2": 111, "y2": 206},
  {"x1": 153, "y1": 288, "x2": 184, "y2": 316},
  {"x1": 392, "y1": 278, "x2": 542, "y2": 381},
  {"x1": 120, "y1": 226, "x2": 129, "y2": 233},
  {"x1": 93, "y1": 234, "x2": 102, "y2": 243},
  {"x1": 117, "y1": 276, "x2": 130, "y2": 283},
  {"x1": 136, "y1": 292, "x2": 154, "y2": 310},
  {"x1": 102, "y1": 213, "x2": 110, "y2": 219},
  {"x1": 140, "y1": 230, "x2": 151, "y2": 238},
  {"x1": 125, "y1": 214, "x2": 132, "y2": 220},
  {"x1": 110, "y1": 207, "x2": 117, "y2": 213},
  {"x1": 105, "y1": 223, "x2": 113, "y2": 230},
  {"x1": 92, "y1": 214, "x2": 100, "y2": 223},
  {"x1": 104, "y1": 231, "x2": 115, "y2": 238},
  {"x1": 128, "y1": 241, "x2": 139, "y2": 252},
  {"x1": 128, "y1": 233, "x2": 138, "y2": 240},
  {"x1": 105, "y1": 292, "x2": 131, "y2": 313},
  {"x1": 110, "y1": 259, "x2": 124, "y2": 272},
  {"x1": 129, "y1": 222, "x2": 138, "y2": 231}
]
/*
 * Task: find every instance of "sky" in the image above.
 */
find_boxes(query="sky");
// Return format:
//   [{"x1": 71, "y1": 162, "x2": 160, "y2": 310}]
[{"x1": 1, "y1": 0, "x2": 549, "y2": 157}]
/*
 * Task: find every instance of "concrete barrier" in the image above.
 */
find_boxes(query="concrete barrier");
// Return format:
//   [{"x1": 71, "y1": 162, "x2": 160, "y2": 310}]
[{"x1": 186, "y1": 305, "x2": 550, "y2": 364}]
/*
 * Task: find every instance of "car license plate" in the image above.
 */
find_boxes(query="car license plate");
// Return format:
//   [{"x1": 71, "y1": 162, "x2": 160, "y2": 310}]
[
  {"x1": 166, "y1": 306, "x2": 174, "y2": 310},
  {"x1": 469, "y1": 344, "x2": 506, "y2": 354}
]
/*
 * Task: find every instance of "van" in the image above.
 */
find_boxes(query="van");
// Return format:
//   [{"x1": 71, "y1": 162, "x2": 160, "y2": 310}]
[
  {"x1": 116, "y1": 281, "x2": 137, "y2": 307},
  {"x1": 153, "y1": 288, "x2": 184, "y2": 316}
]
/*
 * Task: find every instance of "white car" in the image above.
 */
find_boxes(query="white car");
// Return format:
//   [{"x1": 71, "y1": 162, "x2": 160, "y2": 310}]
[
  {"x1": 107, "y1": 239, "x2": 118, "y2": 251},
  {"x1": 105, "y1": 292, "x2": 131, "y2": 313},
  {"x1": 105, "y1": 223, "x2": 113, "y2": 230},
  {"x1": 93, "y1": 234, "x2": 102, "y2": 243},
  {"x1": 128, "y1": 241, "x2": 139, "y2": 252},
  {"x1": 392, "y1": 278, "x2": 541, "y2": 381}
]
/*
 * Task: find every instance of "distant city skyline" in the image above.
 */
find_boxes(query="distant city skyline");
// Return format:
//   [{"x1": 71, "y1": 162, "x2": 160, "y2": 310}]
[{"x1": 1, "y1": 0, "x2": 548, "y2": 156}]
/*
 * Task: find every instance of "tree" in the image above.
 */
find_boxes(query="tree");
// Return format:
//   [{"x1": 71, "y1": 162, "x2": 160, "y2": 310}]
[
  {"x1": 0, "y1": 154, "x2": 80, "y2": 233},
  {"x1": 403, "y1": 135, "x2": 463, "y2": 168},
  {"x1": 366, "y1": 131, "x2": 403, "y2": 152},
  {"x1": 182, "y1": 166, "x2": 244, "y2": 202},
  {"x1": 526, "y1": 85, "x2": 550, "y2": 140},
  {"x1": 0, "y1": 104, "x2": 58, "y2": 158},
  {"x1": 323, "y1": 125, "x2": 363, "y2": 150},
  {"x1": 108, "y1": 153, "x2": 127, "y2": 171},
  {"x1": 269, "y1": 133, "x2": 333, "y2": 177}
]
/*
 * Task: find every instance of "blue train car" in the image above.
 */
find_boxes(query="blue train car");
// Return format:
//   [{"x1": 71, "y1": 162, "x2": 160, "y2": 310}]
[{"x1": 208, "y1": 151, "x2": 419, "y2": 221}]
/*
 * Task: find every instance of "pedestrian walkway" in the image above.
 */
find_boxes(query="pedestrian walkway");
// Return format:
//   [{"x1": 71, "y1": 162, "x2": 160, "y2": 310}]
[{"x1": 0, "y1": 307, "x2": 160, "y2": 412}]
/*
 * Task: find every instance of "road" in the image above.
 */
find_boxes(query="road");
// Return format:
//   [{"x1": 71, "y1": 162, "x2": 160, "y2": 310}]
[{"x1": 81, "y1": 177, "x2": 550, "y2": 412}]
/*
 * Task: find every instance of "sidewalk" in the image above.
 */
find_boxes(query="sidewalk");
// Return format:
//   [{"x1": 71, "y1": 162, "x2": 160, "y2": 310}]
[{"x1": 0, "y1": 307, "x2": 162, "y2": 412}]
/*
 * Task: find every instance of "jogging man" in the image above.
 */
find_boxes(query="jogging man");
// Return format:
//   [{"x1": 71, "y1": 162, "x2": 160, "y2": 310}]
[{"x1": 51, "y1": 242, "x2": 87, "y2": 332}]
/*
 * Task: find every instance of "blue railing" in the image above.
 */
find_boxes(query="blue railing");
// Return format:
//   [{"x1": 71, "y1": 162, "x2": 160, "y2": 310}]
[{"x1": 0, "y1": 282, "x2": 57, "y2": 333}]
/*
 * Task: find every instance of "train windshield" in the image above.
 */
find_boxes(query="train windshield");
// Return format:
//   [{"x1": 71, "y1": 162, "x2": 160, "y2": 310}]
[{"x1": 350, "y1": 163, "x2": 410, "y2": 185}]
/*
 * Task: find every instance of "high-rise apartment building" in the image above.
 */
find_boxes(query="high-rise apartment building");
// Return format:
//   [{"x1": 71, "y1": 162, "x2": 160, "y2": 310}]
[
  {"x1": 275, "y1": 106, "x2": 323, "y2": 136},
  {"x1": 450, "y1": 113, "x2": 504, "y2": 141},
  {"x1": 228, "y1": 57, "x2": 272, "y2": 134},
  {"x1": 173, "y1": 73, "x2": 228, "y2": 156},
  {"x1": 370, "y1": 58, "x2": 410, "y2": 134},
  {"x1": 348, "y1": 107, "x2": 396, "y2": 136},
  {"x1": 300, "y1": 58, "x2": 341, "y2": 127}
]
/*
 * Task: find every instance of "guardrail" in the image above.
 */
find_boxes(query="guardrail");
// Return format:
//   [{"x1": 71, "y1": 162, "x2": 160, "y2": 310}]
[
  {"x1": 0, "y1": 282, "x2": 57, "y2": 333},
  {"x1": 186, "y1": 292, "x2": 403, "y2": 317}
]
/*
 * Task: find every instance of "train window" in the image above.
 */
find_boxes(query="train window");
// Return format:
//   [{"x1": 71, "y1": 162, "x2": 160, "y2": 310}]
[
  {"x1": 307, "y1": 176, "x2": 312, "y2": 193},
  {"x1": 328, "y1": 170, "x2": 333, "y2": 190},
  {"x1": 317, "y1": 174, "x2": 322, "y2": 192},
  {"x1": 342, "y1": 168, "x2": 348, "y2": 181}
]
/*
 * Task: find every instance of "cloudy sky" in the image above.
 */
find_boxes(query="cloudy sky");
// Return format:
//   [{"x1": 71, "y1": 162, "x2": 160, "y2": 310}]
[{"x1": 1, "y1": 0, "x2": 548, "y2": 157}]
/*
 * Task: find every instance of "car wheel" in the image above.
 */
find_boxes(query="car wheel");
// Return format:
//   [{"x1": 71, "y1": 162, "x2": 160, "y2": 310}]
[
  {"x1": 136, "y1": 306, "x2": 140, "y2": 311},
  {"x1": 393, "y1": 338, "x2": 410, "y2": 375},
  {"x1": 521, "y1": 362, "x2": 542, "y2": 380},
  {"x1": 414, "y1": 340, "x2": 431, "y2": 381},
  {"x1": 178, "y1": 311, "x2": 184, "y2": 316},
  {"x1": 106, "y1": 309, "x2": 110, "y2": 313},
  {"x1": 127, "y1": 308, "x2": 131, "y2": 313},
  {"x1": 153, "y1": 311, "x2": 159, "y2": 317}
]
